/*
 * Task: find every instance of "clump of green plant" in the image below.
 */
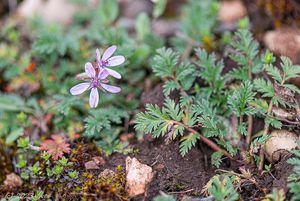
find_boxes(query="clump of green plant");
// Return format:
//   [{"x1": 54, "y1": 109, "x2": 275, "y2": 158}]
[
  {"x1": 83, "y1": 107, "x2": 129, "y2": 155},
  {"x1": 15, "y1": 135, "x2": 128, "y2": 199},
  {"x1": 226, "y1": 28, "x2": 262, "y2": 151},
  {"x1": 19, "y1": 151, "x2": 78, "y2": 187},
  {"x1": 253, "y1": 54, "x2": 300, "y2": 170},
  {"x1": 201, "y1": 174, "x2": 239, "y2": 201},
  {"x1": 0, "y1": 0, "x2": 165, "y2": 161},
  {"x1": 135, "y1": 27, "x2": 300, "y2": 173},
  {"x1": 13, "y1": 138, "x2": 80, "y2": 199},
  {"x1": 136, "y1": 30, "x2": 258, "y2": 162},
  {"x1": 135, "y1": 46, "x2": 235, "y2": 159}
]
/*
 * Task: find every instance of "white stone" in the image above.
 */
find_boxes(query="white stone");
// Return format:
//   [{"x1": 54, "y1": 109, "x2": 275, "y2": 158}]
[
  {"x1": 219, "y1": 0, "x2": 247, "y2": 23},
  {"x1": 265, "y1": 130, "x2": 299, "y2": 162},
  {"x1": 125, "y1": 157, "x2": 154, "y2": 197},
  {"x1": 4, "y1": 173, "x2": 23, "y2": 188}
]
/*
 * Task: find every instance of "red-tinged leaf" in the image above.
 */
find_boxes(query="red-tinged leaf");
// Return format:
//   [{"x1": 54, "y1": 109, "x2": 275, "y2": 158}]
[
  {"x1": 40, "y1": 134, "x2": 71, "y2": 160},
  {"x1": 26, "y1": 62, "x2": 37, "y2": 73}
]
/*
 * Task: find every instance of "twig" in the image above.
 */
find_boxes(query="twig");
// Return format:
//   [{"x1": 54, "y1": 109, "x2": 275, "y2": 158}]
[
  {"x1": 186, "y1": 196, "x2": 214, "y2": 201},
  {"x1": 217, "y1": 169, "x2": 243, "y2": 177},
  {"x1": 258, "y1": 100, "x2": 273, "y2": 171},
  {"x1": 253, "y1": 109, "x2": 300, "y2": 126},
  {"x1": 170, "y1": 120, "x2": 235, "y2": 161},
  {"x1": 268, "y1": 171, "x2": 276, "y2": 180},
  {"x1": 274, "y1": 116, "x2": 300, "y2": 126},
  {"x1": 70, "y1": 193, "x2": 97, "y2": 197},
  {"x1": 168, "y1": 189, "x2": 194, "y2": 194}
]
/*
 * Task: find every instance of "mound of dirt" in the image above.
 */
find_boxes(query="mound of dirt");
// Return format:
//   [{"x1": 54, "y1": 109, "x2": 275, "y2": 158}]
[
  {"x1": 105, "y1": 135, "x2": 223, "y2": 200},
  {"x1": 104, "y1": 135, "x2": 294, "y2": 200}
]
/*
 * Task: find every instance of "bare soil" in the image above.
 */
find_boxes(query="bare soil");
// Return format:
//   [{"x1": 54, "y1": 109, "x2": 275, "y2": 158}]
[{"x1": 104, "y1": 135, "x2": 293, "y2": 200}]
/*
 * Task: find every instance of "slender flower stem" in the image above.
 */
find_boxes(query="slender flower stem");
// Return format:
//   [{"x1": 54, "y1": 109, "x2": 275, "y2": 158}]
[
  {"x1": 238, "y1": 115, "x2": 243, "y2": 142},
  {"x1": 247, "y1": 60, "x2": 253, "y2": 149},
  {"x1": 246, "y1": 115, "x2": 253, "y2": 148},
  {"x1": 258, "y1": 100, "x2": 273, "y2": 171},
  {"x1": 170, "y1": 120, "x2": 235, "y2": 160}
]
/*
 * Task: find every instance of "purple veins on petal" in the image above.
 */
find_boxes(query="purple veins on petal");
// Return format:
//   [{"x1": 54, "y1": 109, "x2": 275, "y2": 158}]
[
  {"x1": 70, "y1": 83, "x2": 90, "y2": 95},
  {"x1": 89, "y1": 88, "x2": 99, "y2": 108},
  {"x1": 102, "y1": 45, "x2": 117, "y2": 61},
  {"x1": 107, "y1": 56, "x2": 125, "y2": 67},
  {"x1": 98, "y1": 69, "x2": 110, "y2": 79},
  {"x1": 85, "y1": 62, "x2": 96, "y2": 78},
  {"x1": 70, "y1": 46, "x2": 124, "y2": 108},
  {"x1": 100, "y1": 83, "x2": 121, "y2": 93}
]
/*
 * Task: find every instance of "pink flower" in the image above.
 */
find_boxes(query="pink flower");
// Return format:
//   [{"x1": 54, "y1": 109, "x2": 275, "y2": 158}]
[
  {"x1": 40, "y1": 135, "x2": 71, "y2": 160},
  {"x1": 96, "y1": 45, "x2": 125, "y2": 79},
  {"x1": 70, "y1": 62, "x2": 121, "y2": 108}
]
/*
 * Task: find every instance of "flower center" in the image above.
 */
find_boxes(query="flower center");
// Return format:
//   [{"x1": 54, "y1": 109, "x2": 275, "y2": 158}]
[
  {"x1": 100, "y1": 60, "x2": 108, "y2": 67},
  {"x1": 91, "y1": 78, "x2": 99, "y2": 88}
]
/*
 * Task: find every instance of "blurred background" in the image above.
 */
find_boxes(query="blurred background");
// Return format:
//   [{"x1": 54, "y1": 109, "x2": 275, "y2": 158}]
[
  {"x1": 1, "y1": 0, "x2": 300, "y2": 199},
  {"x1": 1, "y1": 0, "x2": 300, "y2": 57}
]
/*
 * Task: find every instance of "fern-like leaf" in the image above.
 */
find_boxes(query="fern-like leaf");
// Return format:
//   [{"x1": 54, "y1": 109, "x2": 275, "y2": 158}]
[
  {"x1": 84, "y1": 108, "x2": 128, "y2": 138},
  {"x1": 151, "y1": 47, "x2": 179, "y2": 78},
  {"x1": 228, "y1": 81, "x2": 256, "y2": 117},
  {"x1": 253, "y1": 78, "x2": 275, "y2": 98},
  {"x1": 179, "y1": 133, "x2": 199, "y2": 156}
]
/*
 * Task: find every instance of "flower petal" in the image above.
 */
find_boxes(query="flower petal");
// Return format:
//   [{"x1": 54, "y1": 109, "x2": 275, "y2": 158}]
[
  {"x1": 98, "y1": 69, "x2": 109, "y2": 79},
  {"x1": 70, "y1": 83, "x2": 90, "y2": 95},
  {"x1": 89, "y1": 88, "x2": 99, "y2": 108},
  {"x1": 102, "y1": 45, "x2": 117, "y2": 61},
  {"x1": 100, "y1": 83, "x2": 121, "y2": 93},
  {"x1": 106, "y1": 68, "x2": 121, "y2": 79},
  {"x1": 107, "y1": 56, "x2": 125, "y2": 67},
  {"x1": 75, "y1": 72, "x2": 90, "y2": 81},
  {"x1": 96, "y1": 48, "x2": 101, "y2": 62},
  {"x1": 85, "y1": 62, "x2": 96, "y2": 78}
]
